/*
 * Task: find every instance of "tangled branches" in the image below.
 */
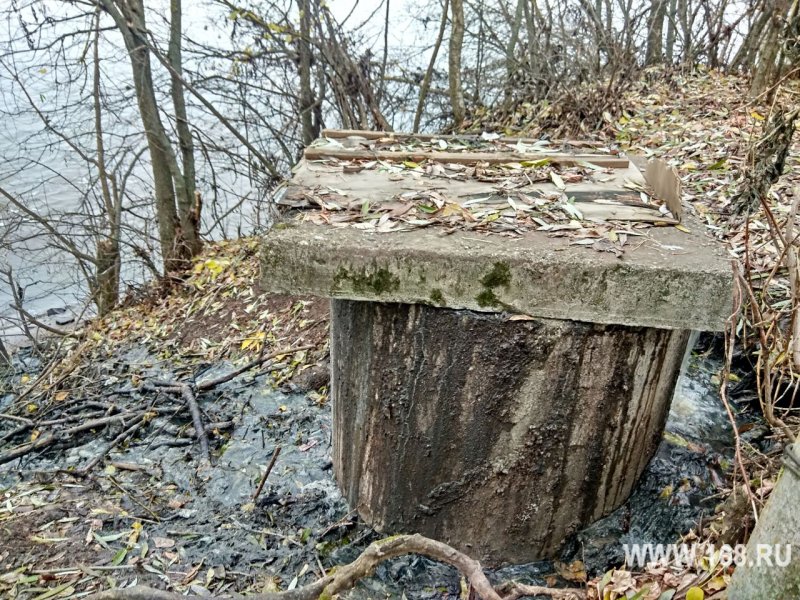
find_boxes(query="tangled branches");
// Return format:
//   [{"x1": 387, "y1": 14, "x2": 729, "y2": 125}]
[{"x1": 85, "y1": 534, "x2": 584, "y2": 600}]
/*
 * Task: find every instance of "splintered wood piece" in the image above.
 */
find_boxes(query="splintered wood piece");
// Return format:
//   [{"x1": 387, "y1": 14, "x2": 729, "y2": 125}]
[
  {"x1": 321, "y1": 128, "x2": 606, "y2": 148},
  {"x1": 304, "y1": 146, "x2": 629, "y2": 168},
  {"x1": 573, "y1": 201, "x2": 679, "y2": 223},
  {"x1": 645, "y1": 159, "x2": 683, "y2": 220}
]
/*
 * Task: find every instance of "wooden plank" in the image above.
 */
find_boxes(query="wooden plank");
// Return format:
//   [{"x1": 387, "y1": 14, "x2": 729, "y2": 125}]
[
  {"x1": 568, "y1": 190, "x2": 649, "y2": 204},
  {"x1": 645, "y1": 159, "x2": 683, "y2": 220},
  {"x1": 304, "y1": 146, "x2": 629, "y2": 168},
  {"x1": 321, "y1": 128, "x2": 605, "y2": 148}
]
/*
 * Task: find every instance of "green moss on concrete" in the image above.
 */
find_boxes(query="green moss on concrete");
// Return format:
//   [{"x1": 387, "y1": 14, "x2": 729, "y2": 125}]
[
  {"x1": 475, "y1": 262, "x2": 511, "y2": 307},
  {"x1": 272, "y1": 222, "x2": 295, "y2": 231},
  {"x1": 430, "y1": 288, "x2": 445, "y2": 304},
  {"x1": 333, "y1": 266, "x2": 400, "y2": 295},
  {"x1": 480, "y1": 262, "x2": 511, "y2": 289},
  {"x1": 476, "y1": 289, "x2": 500, "y2": 307}
]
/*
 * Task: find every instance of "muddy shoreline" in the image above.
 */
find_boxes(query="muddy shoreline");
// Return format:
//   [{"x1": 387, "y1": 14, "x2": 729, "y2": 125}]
[{"x1": 0, "y1": 331, "x2": 765, "y2": 598}]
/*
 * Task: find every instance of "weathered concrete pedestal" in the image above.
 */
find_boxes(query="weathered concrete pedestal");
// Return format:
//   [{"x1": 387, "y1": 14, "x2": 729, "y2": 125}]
[
  {"x1": 262, "y1": 222, "x2": 731, "y2": 564},
  {"x1": 262, "y1": 134, "x2": 733, "y2": 563},
  {"x1": 331, "y1": 300, "x2": 690, "y2": 563}
]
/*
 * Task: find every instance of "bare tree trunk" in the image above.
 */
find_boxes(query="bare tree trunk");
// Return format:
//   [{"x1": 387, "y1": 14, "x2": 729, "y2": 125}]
[
  {"x1": 297, "y1": 0, "x2": 316, "y2": 145},
  {"x1": 521, "y1": 0, "x2": 539, "y2": 89},
  {"x1": 732, "y1": 2, "x2": 772, "y2": 70},
  {"x1": 92, "y1": 9, "x2": 120, "y2": 315},
  {"x1": 377, "y1": 0, "x2": 390, "y2": 105},
  {"x1": 473, "y1": 1, "x2": 484, "y2": 103},
  {"x1": 413, "y1": 0, "x2": 449, "y2": 133},
  {"x1": 665, "y1": 0, "x2": 678, "y2": 63},
  {"x1": 773, "y1": 0, "x2": 800, "y2": 90},
  {"x1": 646, "y1": 0, "x2": 666, "y2": 65},
  {"x1": 750, "y1": 4, "x2": 786, "y2": 97},
  {"x1": 504, "y1": 0, "x2": 525, "y2": 107},
  {"x1": 448, "y1": 0, "x2": 466, "y2": 127},
  {"x1": 168, "y1": 0, "x2": 201, "y2": 257},
  {"x1": 678, "y1": 0, "x2": 692, "y2": 62},
  {"x1": 98, "y1": 0, "x2": 190, "y2": 273}
]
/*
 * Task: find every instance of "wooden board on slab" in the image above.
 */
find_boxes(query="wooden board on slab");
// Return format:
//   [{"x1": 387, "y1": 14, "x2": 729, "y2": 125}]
[{"x1": 304, "y1": 146, "x2": 630, "y2": 168}]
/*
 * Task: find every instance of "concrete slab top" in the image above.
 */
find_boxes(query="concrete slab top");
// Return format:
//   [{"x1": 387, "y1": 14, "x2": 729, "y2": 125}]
[{"x1": 261, "y1": 132, "x2": 734, "y2": 331}]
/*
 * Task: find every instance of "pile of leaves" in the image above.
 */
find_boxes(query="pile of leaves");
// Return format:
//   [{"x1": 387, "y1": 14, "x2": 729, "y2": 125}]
[{"x1": 101, "y1": 238, "x2": 328, "y2": 367}]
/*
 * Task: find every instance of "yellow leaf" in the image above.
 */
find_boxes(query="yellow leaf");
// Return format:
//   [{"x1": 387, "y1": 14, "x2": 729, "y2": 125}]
[
  {"x1": 675, "y1": 224, "x2": 691, "y2": 233},
  {"x1": 439, "y1": 203, "x2": 463, "y2": 217},
  {"x1": 520, "y1": 158, "x2": 551, "y2": 168},
  {"x1": 30, "y1": 429, "x2": 40, "y2": 442},
  {"x1": 686, "y1": 587, "x2": 704, "y2": 600},
  {"x1": 30, "y1": 536, "x2": 70, "y2": 543},
  {"x1": 203, "y1": 259, "x2": 226, "y2": 277},
  {"x1": 20, "y1": 374, "x2": 30, "y2": 384},
  {"x1": 26, "y1": 403, "x2": 38, "y2": 414},
  {"x1": 751, "y1": 111, "x2": 765, "y2": 121},
  {"x1": 127, "y1": 521, "x2": 143, "y2": 547},
  {"x1": 241, "y1": 331, "x2": 265, "y2": 351},
  {"x1": 706, "y1": 575, "x2": 728, "y2": 591},
  {"x1": 403, "y1": 161, "x2": 420, "y2": 169},
  {"x1": 54, "y1": 391, "x2": 69, "y2": 402}
]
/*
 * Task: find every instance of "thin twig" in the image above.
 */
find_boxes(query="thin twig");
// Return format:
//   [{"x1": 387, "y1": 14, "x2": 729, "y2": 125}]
[
  {"x1": 80, "y1": 415, "x2": 147, "y2": 473},
  {"x1": 180, "y1": 383, "x2": 210, "y2": 461},
  {"x1": 252, "y1": 445, "x2": 281, "y2": 502},
  {"x1": 0, "y1": 408, "x2": 173, "y2": 465},
  {"x1": 197, "y1": 344, "x2": 314, "y2": 391},
  {"x1": 722, "y1": 270, "x2": 760, "y2": 521},
  {"x1": 0, "y1": 412, "x2": 33, "y2": 424}
]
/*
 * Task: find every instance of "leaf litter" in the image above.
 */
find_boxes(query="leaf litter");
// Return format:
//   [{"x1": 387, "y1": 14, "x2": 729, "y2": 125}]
[{"x1": 282, "y1": 136, "x2": 681, "y2": 257}]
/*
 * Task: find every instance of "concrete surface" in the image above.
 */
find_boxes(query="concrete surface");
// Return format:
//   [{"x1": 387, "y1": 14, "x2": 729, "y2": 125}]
[{"x1": 261, "y1": 220, "x2": 733, "y2": 331}]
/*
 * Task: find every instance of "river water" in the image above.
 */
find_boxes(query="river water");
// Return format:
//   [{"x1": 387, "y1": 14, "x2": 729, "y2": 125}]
[
  {"x1": 0, "y1": 1, "x2": 249, "y2": 319},
  {"x1": 0, "y1": 0, "x2": 430, "y2": 326}
]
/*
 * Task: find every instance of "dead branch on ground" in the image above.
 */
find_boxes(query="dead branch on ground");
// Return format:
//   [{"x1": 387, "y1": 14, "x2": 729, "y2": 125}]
[
  {"x1": 252, "y1": 445, "x2": 281, "y2": 501},
  {"x1": 84, "y1": 533, "x2": 585, "y2": 600},
  {"x1": 143, "y1": 345, "x2": 314, "y2": 463},
  {"x1": 0, "y1": 345, "x2": 314, "y2": 469}
]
